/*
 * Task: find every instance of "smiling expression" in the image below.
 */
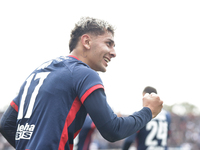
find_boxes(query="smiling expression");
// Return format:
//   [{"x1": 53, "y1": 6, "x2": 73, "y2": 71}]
[{"x1": 86, "y1": 31, "x2": 116, "y2": 72}]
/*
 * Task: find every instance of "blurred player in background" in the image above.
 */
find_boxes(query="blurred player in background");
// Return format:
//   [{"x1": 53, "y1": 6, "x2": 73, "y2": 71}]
[
  {"x1": 73, "y1": 115, "x2": 96, "y2": 150},
  {"x1": 0, "y1": 17, "x2": 163, "y2": 150},
  {"x1": 122, "y1": 86, "x2": 171, "y2": 150},
  {"x1": 74, "y1": 112, "x2": 123, "y2": 150}
]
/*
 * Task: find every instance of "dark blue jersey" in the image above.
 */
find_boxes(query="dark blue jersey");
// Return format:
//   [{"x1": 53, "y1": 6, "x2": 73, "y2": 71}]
[
  {"x1": 1, "y1": 55, "x2": 153, "y2": 150},
  {"x1": 12, "y1": 55, "x2": 103, "y2": 150},
  {"x1": 74, "y1": 115, "x2": 95, "y2": 150},
  {"x1": 122, "y1": 110, "x2": 171, "y2": 150}
]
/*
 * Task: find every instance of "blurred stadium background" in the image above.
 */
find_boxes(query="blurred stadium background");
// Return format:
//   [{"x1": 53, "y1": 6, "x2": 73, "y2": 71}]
[{"x1": 1, "y1": 0, "x2": 200, "y2": 150}]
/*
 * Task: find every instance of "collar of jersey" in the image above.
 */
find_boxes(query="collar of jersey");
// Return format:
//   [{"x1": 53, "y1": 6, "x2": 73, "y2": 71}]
[
  {"x1": 68, "y1": 55, "x2": 92, "y2": 69},
  {"x1": 68, "y1": 55, "x2": 79, "y2": 60}
]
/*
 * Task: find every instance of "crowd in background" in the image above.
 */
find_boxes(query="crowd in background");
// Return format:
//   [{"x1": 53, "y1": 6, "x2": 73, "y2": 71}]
[
  {"x1": 168, "y1": 113, "x2": 200, "y2": 149},
  {"x1": 0, "y1": 111, "x2": 200, "y2": 150}
]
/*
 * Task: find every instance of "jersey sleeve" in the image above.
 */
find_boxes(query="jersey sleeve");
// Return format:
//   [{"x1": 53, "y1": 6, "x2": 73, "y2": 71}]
[
  {"x1": 73, "y1": 66, "x2": 104, "y2": 103},
  {"x1": 0, "y1": 104, "x2": 18, "y2": 148},
  {"x1": 83, "y1": 88, "x2": 152, "y2": 142}
]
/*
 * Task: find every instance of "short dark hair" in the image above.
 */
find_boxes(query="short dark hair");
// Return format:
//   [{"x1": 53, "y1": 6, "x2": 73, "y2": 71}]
[
  {"x1": 143, "y1": 86, "x2": 157, "y2": 94},
  {"x1": 69, "y1": 17, "x2": 115, "y2": 53}
]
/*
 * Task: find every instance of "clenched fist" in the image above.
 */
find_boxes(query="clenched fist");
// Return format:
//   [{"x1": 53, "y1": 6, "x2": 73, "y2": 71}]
[{"x1": 143, "y1": 93, "x2": 163, "y2": 118}]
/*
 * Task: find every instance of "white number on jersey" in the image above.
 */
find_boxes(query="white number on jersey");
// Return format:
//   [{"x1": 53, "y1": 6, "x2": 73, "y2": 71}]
[
  {"x1": 145, "y1": 120, "x2": 168, "y2": 146},
  {"x1": 17, "y1": 72, "x2": 50, "y2": 119}
]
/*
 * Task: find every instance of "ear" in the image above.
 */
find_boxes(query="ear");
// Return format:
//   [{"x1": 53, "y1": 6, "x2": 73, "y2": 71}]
[{"x1": 81, "y1": 34, "x2": 91, "y2": 50}]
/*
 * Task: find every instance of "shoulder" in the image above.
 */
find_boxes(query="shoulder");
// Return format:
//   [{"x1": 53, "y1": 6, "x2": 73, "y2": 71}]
[
  {"x1": 72, "y1": 61, "x2": 102, "y2": 83},
  {"x1": 73, "y1": 64, "x2": 103, "y2": 90},
  {"x1": 62, "y1": 56, "x2": 100, "y2": 77},
  {"x1": 70, "y1": 58, "x2": 104, "y2": 101},
  {"x1": 161, "y1": 109, "x2": 171, "y2": 118},
  {"x1": 75, "y1": 66, "x2": 100, "y2": 78},
  {"x1": 153, "y1": 109, "x2": 171, "y2": 122}
]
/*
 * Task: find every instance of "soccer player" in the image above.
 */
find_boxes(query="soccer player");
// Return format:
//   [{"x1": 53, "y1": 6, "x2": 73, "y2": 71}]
[
  {"x1": 122, "y1": 86, "x2": 171, "y2": 150},
  {"x1": 73, "y1": 115, "x2": 96, "y2": 150},
  {"x1": 0, "y1": 17, "x2": 163, "y2": 150}
]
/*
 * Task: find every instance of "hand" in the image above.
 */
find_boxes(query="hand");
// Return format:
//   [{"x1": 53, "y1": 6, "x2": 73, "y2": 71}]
[{"x1": 143, "y1": 93, "x2": 163, "y2": 118}]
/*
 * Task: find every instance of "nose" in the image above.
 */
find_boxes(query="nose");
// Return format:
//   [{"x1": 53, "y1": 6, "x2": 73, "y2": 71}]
[{"x1": 110, "y1": 48, "x2": 116, "y2": 58}]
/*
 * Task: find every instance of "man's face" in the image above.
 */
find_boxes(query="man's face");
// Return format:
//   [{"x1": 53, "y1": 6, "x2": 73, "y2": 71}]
[{"x1": 87, "y1": 31, "x2": 116, "y2": 72}]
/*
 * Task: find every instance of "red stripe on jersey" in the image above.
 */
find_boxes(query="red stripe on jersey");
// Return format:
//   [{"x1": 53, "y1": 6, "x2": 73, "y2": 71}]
[
  {"x1": 68, "y1": 55, "x2": 79, "y2": 60},
  {"x1": 10, "y1": 101, "x2": 18, "y2": 112},
  {"x1": 74, "y1": 129, "x2": 81, "y2": 139},
  {"x1": 83, "y1": 124, "x2": 95, "y2": 150},
  {"x1": 91, "y1": 122, "x2": 96, "y2": 129},
  {"x1": 80, "y1": 84, "x2": 104, "y2": 104},
  {"x1": 69, "y1": 144, "x2": 73, "y2": 150},
  {"x1": 58, "y1": 97, "x2": 82, "y2": 150}
]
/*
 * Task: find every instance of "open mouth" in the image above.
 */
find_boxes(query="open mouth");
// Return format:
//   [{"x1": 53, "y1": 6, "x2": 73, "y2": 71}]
[{"x1": 104, "y1": 57, "x2": 110, "y2": 63}]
